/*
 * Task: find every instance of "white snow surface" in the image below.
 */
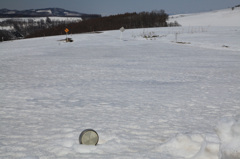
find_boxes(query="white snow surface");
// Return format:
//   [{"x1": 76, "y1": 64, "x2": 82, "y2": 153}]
[
  {"x1": 168, "y1": 7, "x2": 240, "y2": 26},
  {"x1": 216, "y1": 115, "x2": 240, "y2": 159},
  {"x1": 36, "y1": 10, "x2": 52, "y2": 14},
  {"x1": 1, "y1": 26, "x2": 240, "y2": 159},
  {"x1": 1, "y1": 7, "x2": 240, "y2": 158},
  {"x1": 64, "y1": 12, "x2": 81, "y2": 16},
  {"x1": 1, "y1": 26, "x2": 14, "y2": 31}
]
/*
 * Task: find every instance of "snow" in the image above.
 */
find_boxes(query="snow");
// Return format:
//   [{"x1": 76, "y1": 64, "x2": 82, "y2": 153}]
[
  {"x1": 0, "y1": 26, "x2": 14, "y2": 31},
  {"x1": 168, "y1": 7, "x2": 240, "y2": 26},
  {"x1": 1, "y1": 8, "x2": 240, "y2": 159},
  {"x1": 36, "y1": 10, "x2": 52, "y2": 14},
  {"x1": 64, "y1": 12, "x2": 81, "y2": 16},
  {"x1": 216, "y1": 116, "x2": 240, "y2": 159},
  {"x1": 49, "y1": 17, "x2": 82, "y2": 22},
  {"x1": 5, "y1": 11, "x2": 16, "y2": 14}
]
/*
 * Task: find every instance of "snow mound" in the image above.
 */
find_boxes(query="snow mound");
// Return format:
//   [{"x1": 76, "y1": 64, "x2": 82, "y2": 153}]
[
  {"x1": 155, "y1": 133, "x2": 219, "y2": 159},
  {"x1": 155, "y1": 115, "x2": 240, "y2": 159},
  {"x1": 169, "y1": 7, "x2": 240, "y2": 26},
  {"x1": 216, "y1": 115, "x2": 240, "y2": 159}
]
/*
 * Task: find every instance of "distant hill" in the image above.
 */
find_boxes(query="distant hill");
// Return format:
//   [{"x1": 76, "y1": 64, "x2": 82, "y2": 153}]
[{"x1": 0, "y1": 8, "x2": 101, "y2": 19}]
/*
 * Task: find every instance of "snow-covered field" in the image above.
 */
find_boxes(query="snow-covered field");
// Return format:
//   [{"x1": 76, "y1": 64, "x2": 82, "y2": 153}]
[{"x1": 1, "y1": 9, "x2": 240, "y2": 159}]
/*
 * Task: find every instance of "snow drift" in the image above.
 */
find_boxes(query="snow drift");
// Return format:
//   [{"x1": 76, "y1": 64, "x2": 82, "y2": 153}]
[{"x1": 156, "y1": 115, "x2": 240, "y2": 159}]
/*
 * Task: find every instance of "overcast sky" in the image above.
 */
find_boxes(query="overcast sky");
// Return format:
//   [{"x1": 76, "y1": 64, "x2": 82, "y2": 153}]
[{"x1": 1, "y1": 0, "x2": 239, "y2": 15}]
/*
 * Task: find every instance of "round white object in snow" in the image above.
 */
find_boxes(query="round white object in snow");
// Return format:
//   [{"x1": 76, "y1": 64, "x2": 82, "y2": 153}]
[{"x1": 79, "y1": 129, "x2": 99, "y2": 145}]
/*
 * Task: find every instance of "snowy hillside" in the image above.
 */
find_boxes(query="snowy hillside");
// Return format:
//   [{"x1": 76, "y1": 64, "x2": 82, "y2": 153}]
[
  {"x1": 0, "y1": 16, "x2": 82, "y2": 40},
  {"x1": 0, "y1": 17, "x2": 82, "y2": 30},
  {"x1": 168, "y1": 7, "x2": 240, "y2": 26},
  {"x1": 1, "y1": 8, "x2": 240, "y2": 159},
  {"x1": 0, "y1": 16, "x2": 82, "y2": 23}
]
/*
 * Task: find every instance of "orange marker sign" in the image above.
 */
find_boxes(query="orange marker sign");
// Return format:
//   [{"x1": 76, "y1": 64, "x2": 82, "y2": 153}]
[{"x1": 65, "y1": 28, "x2": 69, "y2": 33}]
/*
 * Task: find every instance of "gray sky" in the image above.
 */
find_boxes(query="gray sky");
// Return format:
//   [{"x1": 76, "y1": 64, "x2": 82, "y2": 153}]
[{"x1": 1, "y1": 0, "x2": 239, "y2": 15}]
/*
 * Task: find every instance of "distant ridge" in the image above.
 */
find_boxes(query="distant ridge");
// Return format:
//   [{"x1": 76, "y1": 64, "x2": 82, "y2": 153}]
[{"x1": 0, "y1": 8, "x2": 101, "y2": 19}]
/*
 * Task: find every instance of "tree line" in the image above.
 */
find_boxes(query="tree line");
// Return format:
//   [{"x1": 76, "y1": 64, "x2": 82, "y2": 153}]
[{"x1": 26, "y1": 10, "x2": 171, "y2": 38}]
